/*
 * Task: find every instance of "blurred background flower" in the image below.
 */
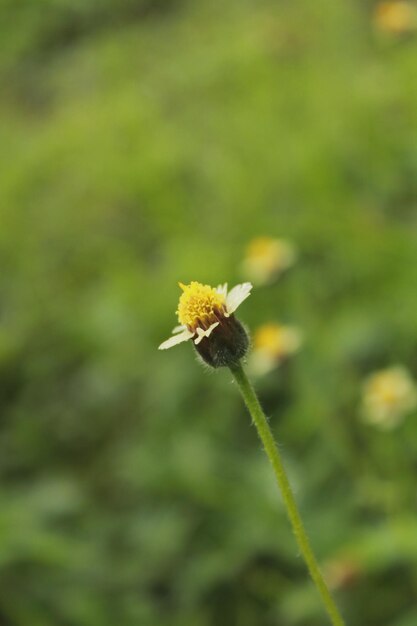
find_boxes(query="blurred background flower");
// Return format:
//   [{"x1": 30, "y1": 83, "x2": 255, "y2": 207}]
[
  {"x1": 323, "y1": 556, "x2": 362, "y2": 592},
  {"x1": 374, "y1": 1, "x2": 417, "y2": 35},
  {"x1": 361, "y1": 366, "x2": 417, "y2": 429},
  {"x1": 241, "y1": 237, "x2": 296, "y2": 286},
  {"x1": 248, "y1": 323, "x2": 302, "y2": 377}
]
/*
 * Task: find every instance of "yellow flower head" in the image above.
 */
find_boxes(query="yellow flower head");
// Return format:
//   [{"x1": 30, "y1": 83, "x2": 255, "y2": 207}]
[
  {"x1": 361, "y1": 365, "x2": 417, "y2": 429},
  {"x1": 374, "y1": 1, "x2": 417, "y2": 34},
  {"x1": 159, "y1": 281, "x2": 252, "y2": 367},
  {"x1": 177, "y1": 282, "x2": 226, "y2": 331},
  {"x1": 248, "y1": 322, "x2": 302, "y2": 376},
  {"x1": 241, "y1": 236, "x2": 296, "y2": 286}
]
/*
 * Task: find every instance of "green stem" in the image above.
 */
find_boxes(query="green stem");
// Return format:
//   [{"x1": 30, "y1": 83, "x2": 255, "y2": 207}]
[{"x1": 230, "y1": 361, "x2": 345, "y2": 626}]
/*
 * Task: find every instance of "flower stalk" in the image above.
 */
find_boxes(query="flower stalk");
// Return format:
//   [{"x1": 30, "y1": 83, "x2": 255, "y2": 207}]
[
  {"x1": 230, "y1": 361, "x2": 345, "y2": 626},
  {"x1": 158, "y1": 279, "x2": 345, "y2": 625}
]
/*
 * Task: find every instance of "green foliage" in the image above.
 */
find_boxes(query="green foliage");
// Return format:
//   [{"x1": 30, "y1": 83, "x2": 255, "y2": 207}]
[{"x1": 1, "y1": 0, "x2": 417, "y2": 624}]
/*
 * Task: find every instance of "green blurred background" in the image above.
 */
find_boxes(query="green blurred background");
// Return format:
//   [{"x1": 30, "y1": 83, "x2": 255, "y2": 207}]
[{"x1": 1, "y1": 0, "x2": 417, "y2": 624}]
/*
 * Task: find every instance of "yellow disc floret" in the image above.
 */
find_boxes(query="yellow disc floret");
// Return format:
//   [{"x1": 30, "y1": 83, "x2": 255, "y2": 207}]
[{"x1": 177, "y1": 281, "x2": 225, "y2": 330}]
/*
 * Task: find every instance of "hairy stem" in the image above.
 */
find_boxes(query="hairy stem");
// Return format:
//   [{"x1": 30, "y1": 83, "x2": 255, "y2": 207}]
[{"x1": 230, "y1": 361, "x2": 345, "y2": 626}]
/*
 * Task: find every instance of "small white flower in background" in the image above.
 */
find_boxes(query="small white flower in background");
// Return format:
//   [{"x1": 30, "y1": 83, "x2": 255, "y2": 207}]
[
  {"x1": 248, "y1": 322, "x2": 303, "y2": 377},
  {"x1": 361, "y1": 365, "x2": 417, "y2": 429},
  {"x1": 241, "y1": 237, "x2": 296, "y2": 286},
  {"x1": 374, "y1": 1, "x2": 417, "y2": 35}
]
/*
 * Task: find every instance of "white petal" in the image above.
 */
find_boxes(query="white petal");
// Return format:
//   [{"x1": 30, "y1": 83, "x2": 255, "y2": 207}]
[
  {"x1": 194, "y1": 322, "x2": 219, "y2": 345},
  {"x1": 226, "y1": 282, "x2": 252, "y2": 314},
  {"x1": 216, "y1": 283, "x2": 228, "y2": 298},
  {"x1": 158, "y1": 329, "x2": 194, "y2": 350},
  {"x1": 172, "y1": 324, "x2": 186, "y2": 334}
]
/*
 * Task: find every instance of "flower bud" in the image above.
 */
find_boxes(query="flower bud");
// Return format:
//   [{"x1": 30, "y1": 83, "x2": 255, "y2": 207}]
[{"x1": 193, "y1": 314, "x2": 249, "y2": 368}]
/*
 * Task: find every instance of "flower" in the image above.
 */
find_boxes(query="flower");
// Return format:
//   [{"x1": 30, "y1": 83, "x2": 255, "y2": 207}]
[
  {"x1": 248, "y1": 322, "x2": 302, "y2": 376},
  {"x1": 374, "y1": 1, "x2": 417, "y2": 35},
  {"x1": 158, "y1": 281, "x2": 252, "y2": 367},
  {"x1": 323, "y1": 557, "x2": 361, "y2": 591},
  {"x1": 241, "y1": 237, "x2": 296, "y2": 286},
  {"x1": 361, "y1": 365, "x2": 417, "y2": 429}
]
